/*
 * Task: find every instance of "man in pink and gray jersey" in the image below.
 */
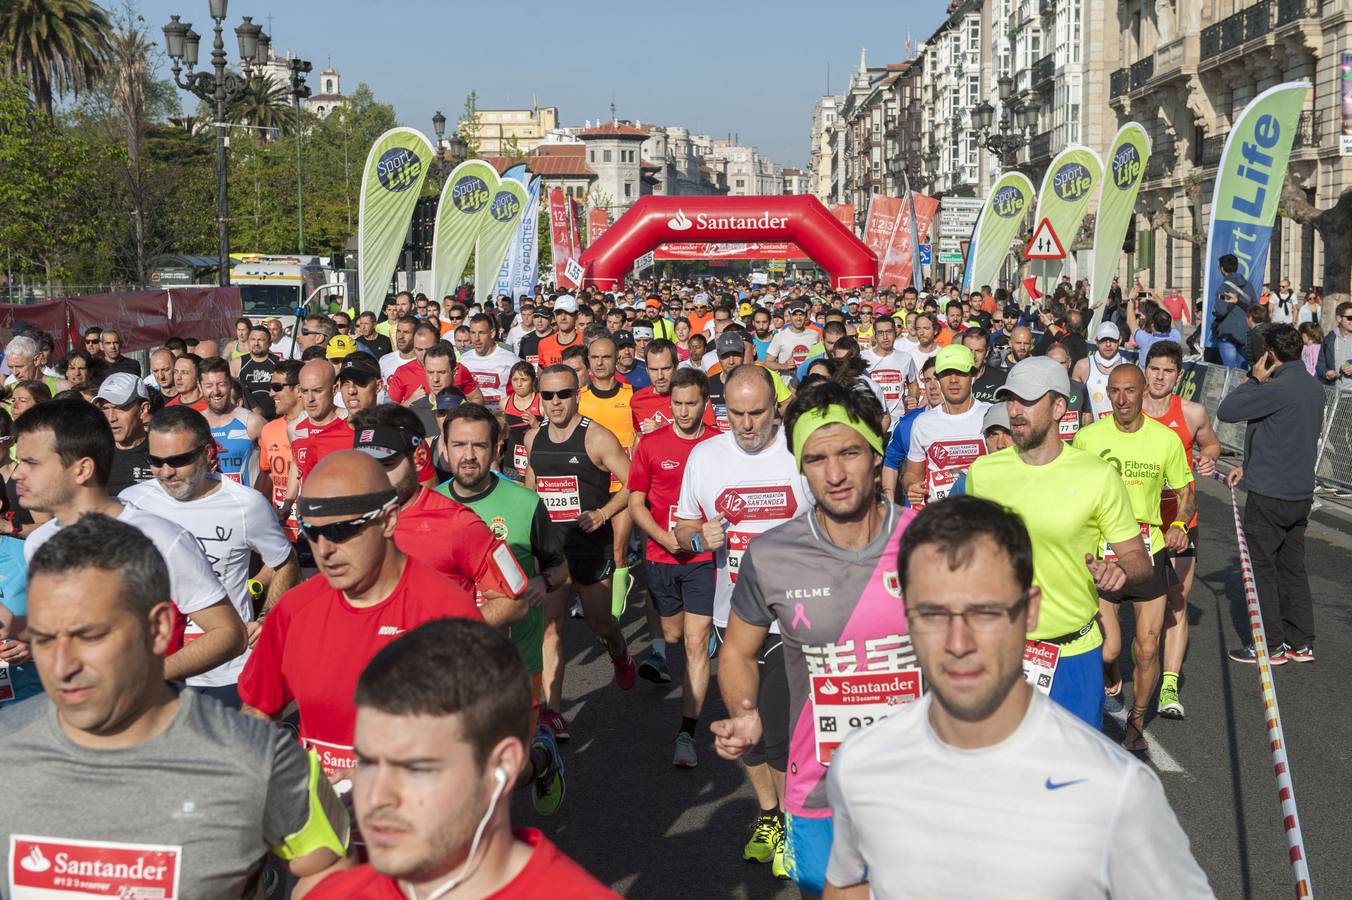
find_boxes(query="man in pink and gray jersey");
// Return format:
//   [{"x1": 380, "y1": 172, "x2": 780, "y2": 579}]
[{"x1": 712, "y1": 379, "x2": 917, "y2": 899}]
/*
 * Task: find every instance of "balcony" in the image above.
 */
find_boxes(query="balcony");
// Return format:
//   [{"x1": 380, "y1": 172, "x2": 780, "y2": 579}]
[
  {"x1": 1130, "y1": 56, "x2": 1155, "y2": 89},
  {"x1": 1201, "y1": 0, "x2": 1320, "y2": 69},
  {"x1": 1152, "y1": 33, "x2": 1199, "y2": 83},
  {"x1": 1144, "y1": 151, "x2": 1176, "y2": 182},
  {"x1": 1110, "y1": 67, "x2": 1130, "y2": 100},
  {"x1": 1032, "y1": 54, "x2": 1054, "y2": 89},
  {"x1": 1201, "y1": 23, "x2": 1221, "y2": 58},
  {"x1": 1277, "y1": 0, "x2": 1322, "y2": 24},
  {"x1": 1029, "y1": 130, "x2": 1053, "y2": 162},
  {"x1": 1294, "y1": 109, "x2": 1323, "y2": 149},
  {"x1": 1199, "y1": 132, "x2": 1228, "y2": 167}
]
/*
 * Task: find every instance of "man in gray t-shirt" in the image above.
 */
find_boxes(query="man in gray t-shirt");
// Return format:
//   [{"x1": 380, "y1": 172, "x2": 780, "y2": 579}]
[{"x1": 1, "y1": 513, "x2": 348, "y2": 898}]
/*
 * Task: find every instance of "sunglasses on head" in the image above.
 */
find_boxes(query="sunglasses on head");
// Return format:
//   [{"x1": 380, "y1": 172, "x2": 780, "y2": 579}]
[
  {"x1": 298, "y1": 501, "x2": 393, "y2": 544},
  {"x1": 269, "y1": 381, "x2": 297, "y2": 391},
  {"x1": 539, "y1": 388, "x2": 577, "y2": 401},
  {"x1": 147, "y1": 446, "x2": 206, "y2": 469}
]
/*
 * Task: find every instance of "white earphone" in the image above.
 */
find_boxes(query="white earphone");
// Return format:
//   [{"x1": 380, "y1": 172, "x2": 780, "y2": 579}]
[{"x1": 417, "y1": 764, "x2": 513, "y2": 900}]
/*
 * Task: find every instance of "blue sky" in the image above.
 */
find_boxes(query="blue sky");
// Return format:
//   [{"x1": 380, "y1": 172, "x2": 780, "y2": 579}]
[{"x1": 136, "y1": 0, "x2": 950, "y2": 167}]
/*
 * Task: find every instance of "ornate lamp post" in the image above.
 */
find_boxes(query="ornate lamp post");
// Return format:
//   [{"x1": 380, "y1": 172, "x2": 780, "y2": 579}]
[
  {"x1": 972, "y1": 74, "x2": 1036, "y2": 170},
  {"x1": 163, "y1": 1, "x2": 268, "y2": 286}
]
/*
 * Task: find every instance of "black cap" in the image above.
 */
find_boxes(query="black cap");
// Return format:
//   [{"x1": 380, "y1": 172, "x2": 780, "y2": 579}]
[
  {"x1": 337, "y1": 356, "x2": 381, "y2": 384},
  {"x1": 433, "y1": 387, "x2": 467, "y2": 411},
  {"x1": 353, "y1": 424, "x2": 423, "y2": 460}
]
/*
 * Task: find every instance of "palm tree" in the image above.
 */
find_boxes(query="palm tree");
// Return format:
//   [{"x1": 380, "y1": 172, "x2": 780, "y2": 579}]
[
  {"x1": 227, "y1": 73, "x2": 295, "y2": 139},
  {"x1": 0, "y1": 0, "x2": 112, "y2": 116}
]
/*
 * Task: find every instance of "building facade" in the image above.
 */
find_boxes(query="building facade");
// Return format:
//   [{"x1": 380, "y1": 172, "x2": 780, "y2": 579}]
[
  {"x1": 464, "y1": 106, "x2": 560, "y2": 155},
  {"x1": 808, "y1": 95, "x2": 842, "y2": 203},
  {"x1": 1108, "y1": 0, "x2": 1350, "y2": 300}
]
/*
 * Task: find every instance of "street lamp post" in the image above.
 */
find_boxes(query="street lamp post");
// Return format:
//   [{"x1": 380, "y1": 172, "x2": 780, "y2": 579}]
[
  {"x1": 163, "y1": 2, "x2": 268, "y2": 286},
  {"x1": 288, "y1": 57, "x2": 312, "y2": 255},
  {"x1": 971, "y1": 74, "x2": 1034, "y2": 172}
]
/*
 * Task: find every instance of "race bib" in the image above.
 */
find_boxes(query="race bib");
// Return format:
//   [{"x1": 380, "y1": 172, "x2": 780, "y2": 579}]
[
  {"x1": 9, "y1": 834, "x2": 182, "y2": 899},
  {"x1": 536, "y1": 476, "x2": 581, "y2": 523},
  {"x1": 1103, "y1": 521, "x2": 1153, "y2": 560},
  {"x1": 714, "y1": 485, "x2": 798, "y2": 525},
  {"x1": 667, "y1": 504, "x2": 679, "y2": 533},
  {"x1": 180, "y1": 618, "x2": 204, "y2": 647},
  {"x1": 926, "y1": 467, "x2": 959, "y2": 503},
  {"x1": 869, "y1": 368, "x2": 902, "y2": 402},
  {"x1": 725, "y1": 530, "x2": 754, "y2": 582},
  {"x1": 713, "y1": 405, "x2": 729, "y2": 431},
  {"x1": 0, "y1": 660, "x2": 12, "y2": 703},
  {"x1": 925, "y1": 439, "x2": 985, "y2": 502},
  {"x1": 1058, "y1": 411, "x2": 1080, "y2": 440},
  {"x1": 512, "y1": 443, "x2": 528, "y2": 476},
  {"x1": 810, "y1": 669, "x2": 922, "y2": 765},
  {"x1": 1022, "y1": 640, "x2": 1060, "y2": 695},
  {"x1": 303, "y1": 737, "x2": 358, "y2": 784}
]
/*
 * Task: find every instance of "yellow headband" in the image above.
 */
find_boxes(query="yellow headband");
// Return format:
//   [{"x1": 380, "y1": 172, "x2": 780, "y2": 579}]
[{"x1": 791, "y1": 404, "x2": 884, "y2": 471}]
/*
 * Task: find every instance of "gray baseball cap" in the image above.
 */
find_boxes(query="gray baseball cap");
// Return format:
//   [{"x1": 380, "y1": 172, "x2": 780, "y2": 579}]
[
  {"x1": 995, "y1": 356, "x2": 1070, "y2": 402},
  {"x1": 715, "y1": 332, "x2": 746, "y2": 358},
  {"x1": 982, "y1": 401, "x2": 1011, "y2": 434},
  {"x1": 94, "y1": 372, "x2": 148, "y2": 406}
]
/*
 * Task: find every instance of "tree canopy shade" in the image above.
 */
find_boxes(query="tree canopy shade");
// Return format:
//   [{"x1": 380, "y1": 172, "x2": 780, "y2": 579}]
[{"x1": 0, "y1": 0, "x2": 111, "y2": 116}]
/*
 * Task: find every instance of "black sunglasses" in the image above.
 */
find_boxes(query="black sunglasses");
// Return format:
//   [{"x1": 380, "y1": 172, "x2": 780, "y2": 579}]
[
  {"x1": 298, "y1": 503, "x2": 391, "y2": 544},
  {"x1": 269, "y1": 381, "x2": 297, "y2": 391},
  {"x1": 147, "y1": 446, "x2": 207, "y2": 468},
  {"x1": 539, "y1": 388, "x2": 577, "y2": 401},
  {"x1": 300, "y1": 328, "x2": 325, "y2": 337}
]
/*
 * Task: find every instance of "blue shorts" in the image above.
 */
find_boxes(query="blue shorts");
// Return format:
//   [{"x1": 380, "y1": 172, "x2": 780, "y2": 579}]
[
  {"x1": 647, "y1": 560, "x2": 716, "y2": 618},
  {"x1": 784, "y1": 812, "x2": 833, "y2": 895},
  {"x1": 1049, "y1": 644, "x2": 1104, "y2": 730}
]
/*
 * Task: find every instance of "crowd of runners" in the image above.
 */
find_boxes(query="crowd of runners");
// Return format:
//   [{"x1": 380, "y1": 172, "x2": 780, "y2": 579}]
[{"x1": 4, "y1": 271, "x2": 1311, "y2": 898}]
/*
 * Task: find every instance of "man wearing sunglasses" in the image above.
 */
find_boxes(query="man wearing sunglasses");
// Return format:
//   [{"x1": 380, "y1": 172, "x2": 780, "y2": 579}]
[
  {"x1": 240, "y1": 451, "x2": 482, "y2": 783},
  {"x1": 525, "y1": 365, "x2": 638, "y2": 738},
  {"x1": 351, "y1": 403, "x2": 525, "y2": 627},
  {"x1": 257, "y1": 360, "x2": 305, "y2": 541},
  {"x1": 121, "y1": 406, "x2": 299, "y2": 708},
  {"x1": 16, "y1": 399, "x2": 247, "y2": 683}
]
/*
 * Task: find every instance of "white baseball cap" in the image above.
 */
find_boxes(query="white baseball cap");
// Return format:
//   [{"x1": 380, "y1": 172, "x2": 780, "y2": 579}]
[
  {"x1": 1094, "y1": 321, "x2": 1121, "y2": 342},
  {"x1": 553, "y1": 294, "x2": 579, "y2": 314}
]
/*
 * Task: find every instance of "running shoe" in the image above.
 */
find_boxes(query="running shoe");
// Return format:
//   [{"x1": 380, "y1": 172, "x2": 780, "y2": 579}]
[
  {"x1": 612, "y1": 652, "x2": 637, "y2": 690},
  {"x1": 1157, "y1": 681, "x2": 1185, "y2": 720},
  {"x1": 673, "y1": 732, "x2": 698, "y2": 768},
  {"x1": 638, "y1": 650, "x2": 673, "y2": 684},
  {"x1": 531, "y1": 726, "x2": 565, "y2": 817},
  {"x1": 1284, "y1": 644, "x2": 1315, "y2": 663},
  {"x1": 771, "y1": 831, "x2": 790, "y2": 879},
  {"x1": 1228, "y1": 644, "x2": 1287, "y2": 666},
  {"x1": 538, "y1": 708, "x2": 571, "y2": 742},
  {"x1": 742, "y1": 813, "x2": 782, "y2": 863}
]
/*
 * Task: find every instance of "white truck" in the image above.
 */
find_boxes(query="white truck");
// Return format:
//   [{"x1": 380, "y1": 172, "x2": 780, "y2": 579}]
[{"x1": 230, "y1": 255, "x2": 349, "y2": 320}]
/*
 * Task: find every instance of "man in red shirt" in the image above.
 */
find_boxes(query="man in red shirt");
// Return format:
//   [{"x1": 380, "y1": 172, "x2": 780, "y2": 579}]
[
  {"x1": 386, "y1": 324, "x2": 483, "y2": 405},
  {"x1": 631, "y1": 339, "x2": 718, "y2": 436},
  {"x1": 627, "y1": 367, "x2": 719, "y2": 769},
  {"x1": 536, "y1": 295, "x2": 583, "y2": 367},
  {"x1": 349, "y1": 402, "x2": 527, "y2": 626},
  {"x1": 306, "y1": 619, "x2": 618, "y2": 899},
  {"x1": 239, "y1": 451, "x2": 483, "y2": 783},
  {"x1": 290, "y1": 359, "x2": 353, "y2": 491}
]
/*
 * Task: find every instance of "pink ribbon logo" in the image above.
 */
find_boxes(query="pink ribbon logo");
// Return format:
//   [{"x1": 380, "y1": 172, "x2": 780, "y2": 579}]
[{"x1": 791, "y1": 603, "x2": 811, "y2": 631}]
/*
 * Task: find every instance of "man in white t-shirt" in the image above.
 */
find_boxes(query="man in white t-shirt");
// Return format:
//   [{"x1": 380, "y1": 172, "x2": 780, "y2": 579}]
[
  {"x1": 674, "y1": 364, "x2": 808, "y2": 869},
  {"x1": 14, "y1": 399, "x2": 246, "y2": 682},
  {"x1": 378, "y1": 316, "x2": 419, "y2": 381},
  {"x1": 120, "y1": 406, "x2": 299, "y2": 707},
  {"x1": 861, "y1": 314, "x2": 919, "y2": 421},
  {"x1": 824, "y1": 495, "x2": 1212, "y2": 899},
  {"x1": 457, "y1": 313, "x2": 520, "y2": 409},
  {"x1": 764, "y1": 301, "x2": 819, "y2": 373},
  {"x1": 903, "y1": 344, "x2": 990, "y2": 506}
]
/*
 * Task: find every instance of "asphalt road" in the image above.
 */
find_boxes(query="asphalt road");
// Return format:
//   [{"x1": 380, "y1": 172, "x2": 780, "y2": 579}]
[{"x1": 517, "y1": 477, "x2": 1350, "y2": 899}]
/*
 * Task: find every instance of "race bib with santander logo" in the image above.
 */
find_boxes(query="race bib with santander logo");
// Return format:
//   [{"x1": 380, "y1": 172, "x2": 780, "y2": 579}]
[
  {"x1": 714, "y1": 486, "x2": 798, "y2": 525},
  {"x1": 303, "y1": 737, "x2": 358, "y2": 784},
  {"x1": 726, "y1": 530, "x2": 755, "y2": 582},
  {"x1": 536, "y1": 476, "x2": 581, "y2": 522},
  {"x1": 869, "y1": 368, "x2": 902, "y2": 400},
  {"x1": 9, "y1": 835, "x2": 182, "y2": 898},
  {"x1": 925, "y1": 439, "x2": 985, "y2": 502}
]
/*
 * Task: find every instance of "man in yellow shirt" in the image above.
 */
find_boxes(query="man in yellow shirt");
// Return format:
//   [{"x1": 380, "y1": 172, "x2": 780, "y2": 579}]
[
  {"x1": 1072, "y1": 365, "x2": 1194, "y2": 750},
  {"x1": 579, "y1": 335, "x2": 636, "y2": 602},
  {"x1": 965, "y1": 357, "x2": 1151, "y2": 730}
]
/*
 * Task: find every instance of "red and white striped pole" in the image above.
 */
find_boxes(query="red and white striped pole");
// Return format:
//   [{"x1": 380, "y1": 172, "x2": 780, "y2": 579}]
[{"x1": 1225, "y1": 481, "x2": 1313, "y2": 898}]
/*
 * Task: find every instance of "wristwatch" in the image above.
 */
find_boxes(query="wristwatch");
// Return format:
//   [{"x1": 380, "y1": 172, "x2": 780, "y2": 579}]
[{"x1": 690, "y1": 532, "x2": 704, "y2": 554}]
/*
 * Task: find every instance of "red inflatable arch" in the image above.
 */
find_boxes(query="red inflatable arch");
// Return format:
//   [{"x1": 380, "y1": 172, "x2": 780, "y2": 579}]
[{"x1": 578, "y1": 195, "x2": 877, "y2": 291}]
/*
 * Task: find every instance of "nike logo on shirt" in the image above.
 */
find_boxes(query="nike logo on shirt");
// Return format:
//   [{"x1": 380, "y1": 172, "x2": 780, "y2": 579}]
[{"x1": 1044, "y1": 777, "x2": 1087, "y2": 791}]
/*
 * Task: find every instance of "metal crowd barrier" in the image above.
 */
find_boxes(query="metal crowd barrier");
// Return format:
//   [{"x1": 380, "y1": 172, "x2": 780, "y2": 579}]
[{"x1": 1181, "y1": 360, "x2": 1349, "y2": 494}]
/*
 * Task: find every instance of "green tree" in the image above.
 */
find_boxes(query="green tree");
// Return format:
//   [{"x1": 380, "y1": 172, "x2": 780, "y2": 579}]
[
  {"x1": 0, "y1": 0, "x2": 111, "y2": 116},
  {"x1": 460, "y1": 89, "x2": 479, "y2": 156}
]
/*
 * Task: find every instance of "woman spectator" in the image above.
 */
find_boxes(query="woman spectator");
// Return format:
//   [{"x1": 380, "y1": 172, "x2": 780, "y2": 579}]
[{"x1": 1295, "y1": 289, "x2": 1323, "y2": 327}]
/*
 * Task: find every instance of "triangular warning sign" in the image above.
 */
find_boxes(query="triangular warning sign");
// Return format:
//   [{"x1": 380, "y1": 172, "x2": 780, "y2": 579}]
[{"x1": 1024, "y1": 217, "x2": 1066, "y2": 261}]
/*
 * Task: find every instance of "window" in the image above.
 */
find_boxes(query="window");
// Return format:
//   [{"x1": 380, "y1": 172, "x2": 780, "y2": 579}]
[
  {"x1": 624, "y1": 182, "x2": 633, "y2": 198},
  {"x1": 603, "y1": 149, "x2": 612, "y2": 162},
  {"x1": 966, "y1": 74, "x2": 980, "y2": 107},
  {"x1": 325, "y1": 79, "x2": 334, "y2": 93},
  {"x1": 589, "y1": 150, "x2": 595, "y2": 163},
  {"x1": 736, "y1": 178, "x2": 746, "y2": 188}
]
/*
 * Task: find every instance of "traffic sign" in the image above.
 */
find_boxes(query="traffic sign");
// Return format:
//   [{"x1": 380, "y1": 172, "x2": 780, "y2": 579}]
[
  {"x1": 938, "y1": 251, "x2": 964, "y2": 264},
  {"x1": 1024, "y1": 217, "x2": 1066, "y2": 260},
  {"x1": 917, "y1": 243, "x2": 932, "y2": 266},
  {"x1": 633, "y1": 250, "x2": 655, "y2": 273}
]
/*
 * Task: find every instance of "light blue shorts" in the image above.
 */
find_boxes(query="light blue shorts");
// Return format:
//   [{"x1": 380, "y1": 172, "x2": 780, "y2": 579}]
[{"x1": 785, "y1": 812, "x2": 834, "y2": 895}]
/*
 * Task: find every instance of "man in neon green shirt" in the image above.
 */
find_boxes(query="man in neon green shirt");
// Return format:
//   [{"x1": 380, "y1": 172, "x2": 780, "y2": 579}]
[
  {"x1": 1072, "y1": 365, "x2": 1194, "y2": 750},
  {"x1": 966, "y1": 357, "x2": 1151, "y2": 730}
]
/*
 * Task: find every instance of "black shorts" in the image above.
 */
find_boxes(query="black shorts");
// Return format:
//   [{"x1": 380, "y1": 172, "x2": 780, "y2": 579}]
[
  {"x1": 715, "y1": 627, "x2": 789, "y2": 772},
  {"x1": 648, "y1": 560, "x2": 716, "y2": 618},
  {"x1": 568, "y1": 557, "x2": 615, "y2": 587},
  {"x1": 1102, "y1": 550, "x2": 1176, "y2": 603}
]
